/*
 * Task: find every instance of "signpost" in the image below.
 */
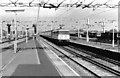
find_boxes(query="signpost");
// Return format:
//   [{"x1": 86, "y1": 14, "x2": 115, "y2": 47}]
[
  {"x1": 7, "y1": 24, "x2": 11, "y2": 41},
  {"x1": 33, "y1": 24, "x2": 37, "y2": 40}
]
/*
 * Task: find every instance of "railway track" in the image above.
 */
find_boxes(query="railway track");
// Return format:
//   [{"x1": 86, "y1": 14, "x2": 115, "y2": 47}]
[
  {"x1": 68, "y1": 45, "x2": 120, "y2": 67},
  {"x1": 41, "y1": 38, "x2": 100, "y2": 77},
  {"x1": 60, "y1": 46, "x2": 120, "y2": 76},
  {"x1": 41, "y1": 38, "x2": 119, "y2": 78}
]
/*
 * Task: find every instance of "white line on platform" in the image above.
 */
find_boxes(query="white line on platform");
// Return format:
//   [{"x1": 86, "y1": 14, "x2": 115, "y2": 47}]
[
  {"x1": 38, "y1": 39, "x2": 63, "y2": 76},
  {"x1": 49, "y1": 48, "x2": 80, "y2": 76},
  {"x1": 1, "y1": 51, "x2": 21, "y2": 71},
  {"x1": 34, "y1": 39, "x2": 40, "y2": 64},
  {"x1": 41, "y1": 38, "x2": 80, "y2": 76}
]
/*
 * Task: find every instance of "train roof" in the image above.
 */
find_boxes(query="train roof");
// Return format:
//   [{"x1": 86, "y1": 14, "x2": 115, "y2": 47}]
[
  {"x1": 41, "y1": 29, "x2": 69, "y2": 33},
  {"x1": 53, "y1": 29, "x2": 69, "y2": 32}
]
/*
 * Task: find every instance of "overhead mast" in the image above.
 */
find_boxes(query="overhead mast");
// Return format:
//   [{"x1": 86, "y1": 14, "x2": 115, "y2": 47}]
[{"x1": 36, "y1": 0, "x2": 41, "y2": 35}]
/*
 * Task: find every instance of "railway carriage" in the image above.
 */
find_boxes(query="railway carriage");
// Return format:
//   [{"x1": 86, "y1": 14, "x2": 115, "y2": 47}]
[
  {"x1": 40, "y1": 29, "x2": 70, "y2": 45},
  {"x1": 51, "y1": 29, "x2": 70, "y2": 42}
]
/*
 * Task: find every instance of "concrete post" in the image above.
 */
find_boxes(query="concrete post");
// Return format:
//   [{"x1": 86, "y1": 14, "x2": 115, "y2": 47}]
[
  {"x1": 86, "y1": 18, "x2": 89, "y2": 42},
  {"x1": 14, "y1": 13, "x2": 17, "y2": 53}
]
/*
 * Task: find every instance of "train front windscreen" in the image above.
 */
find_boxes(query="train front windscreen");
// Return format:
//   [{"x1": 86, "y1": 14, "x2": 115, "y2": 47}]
[{"x1": 58, "y1": 31, "x2": 70, "y2": 40}]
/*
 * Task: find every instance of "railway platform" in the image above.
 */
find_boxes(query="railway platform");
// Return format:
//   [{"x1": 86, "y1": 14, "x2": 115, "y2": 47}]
[
  {"x1": 1, "y1": 36, "x2": 79, "y2": 77},
  {"x1": 70, "y1": 36, "x2": 119, "y2": 53}
]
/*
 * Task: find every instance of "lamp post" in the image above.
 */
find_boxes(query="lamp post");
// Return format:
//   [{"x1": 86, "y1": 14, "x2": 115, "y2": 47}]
[
  {"x1": 26, "y1": 25, "x2": 29, "y2": 43},
  {"x1": 5, "y1": 9, "x2": 24, "y2": 53},
  {"x1": 112, "y1": 22, "x2": 115, "y2": 47},
  {"x1": 109, "y1": 20, "x2": 116, "y2": 47},
  {"x1": 86, "y1": 18, "x2": 90, "y2": 42},
  {"x1": 35, "y1": 0, "x2": 41, "y2": 35},
  {"x1": 13, "y1": 12, "x2": 17, "y2": 53}
]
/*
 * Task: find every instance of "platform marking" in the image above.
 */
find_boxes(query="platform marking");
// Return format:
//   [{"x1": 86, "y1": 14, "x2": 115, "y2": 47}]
[
  {"x1": 0, "y1": 50, "x2": 21, "y2": 73},
  {"x1": 0, "y1": 39, "x2": 25, "y2": 72},
  {"x1": 38, "y1": 39, "x2": 63, "y2": 76},
  {"x1": 0, "y1": 39, "x2": 27, "y2": 73},
  {"x1": 34, "y1": 39, "x2": 40, "y2": 64},
  {"x1": 40, "y1": 38, "x2": 80, "y2": 76}
]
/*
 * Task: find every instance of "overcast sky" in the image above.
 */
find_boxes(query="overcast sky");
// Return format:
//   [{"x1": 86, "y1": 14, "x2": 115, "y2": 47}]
[{"x1": 0, "y1": 0, "x2": 119, "y2": 31}]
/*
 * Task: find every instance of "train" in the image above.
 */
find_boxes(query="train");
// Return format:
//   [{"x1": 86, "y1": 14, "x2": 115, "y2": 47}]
[
  {"x1": 70, "y1": 30, "x2": 120, "y2": 44},
  {"x1": 96, "y1": 31, "x2": 120, "y2": 44},
  {"x1": 70, "y1": 31, "x2": 97, "y2": 38},
  {"x1": 40, "y1": 29, "x2": 70, "y2": 44}
]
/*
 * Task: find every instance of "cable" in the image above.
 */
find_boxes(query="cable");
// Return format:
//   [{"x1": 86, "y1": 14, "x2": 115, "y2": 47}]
[{"x1": 56, "y1": 0, "x2": 84, "y2": 17}]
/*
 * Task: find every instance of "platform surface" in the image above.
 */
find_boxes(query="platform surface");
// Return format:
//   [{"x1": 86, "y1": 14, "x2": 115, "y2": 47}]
[{"x1": 1, "y1": 39, "x2": 61, "y2": 77}]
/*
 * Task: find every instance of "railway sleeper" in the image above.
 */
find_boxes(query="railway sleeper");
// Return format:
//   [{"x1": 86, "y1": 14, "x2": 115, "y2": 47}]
[
  {"x1": 58, "y1": 55, "x2": 76, "y2": 58},
  {"x1": 58, "y1": 55, "x2": 66, "y2": 58},
  {"x1": 84, "y1": 56, "x2": 95, "y2": 59}
]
